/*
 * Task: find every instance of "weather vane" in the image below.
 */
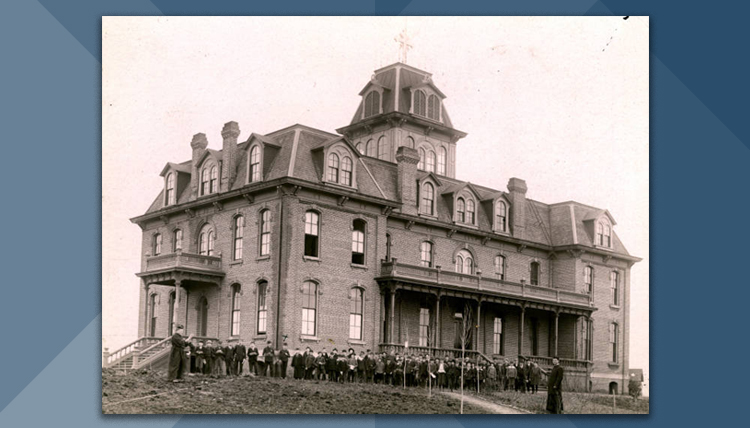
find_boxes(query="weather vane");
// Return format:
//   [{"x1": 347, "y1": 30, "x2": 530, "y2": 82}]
[{"x1": 394, "y1": 28, "x2": 413, "y2": 64}]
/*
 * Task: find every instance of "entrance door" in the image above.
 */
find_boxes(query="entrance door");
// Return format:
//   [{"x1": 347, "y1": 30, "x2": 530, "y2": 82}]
[{"x1": 198, "y1": 297, "x2": 208, "y2": 336}]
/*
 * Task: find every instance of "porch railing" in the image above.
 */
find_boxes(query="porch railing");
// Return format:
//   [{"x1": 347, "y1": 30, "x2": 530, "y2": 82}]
[
  {"x1": 522, "y1": 355, "x2": 591, "y2": 372},
  {"x1": 103, "y1": 337, "x2": 163, "y2": 368},
  {"x1": 145, "y1": 251, "x2": 223, "y2": 273},
  {"x1": 378, "y1": 343, "x2": 492, "y2": 363},
  {"x1": 380, "y1": 259, "x2": 592, "y2": 307}
]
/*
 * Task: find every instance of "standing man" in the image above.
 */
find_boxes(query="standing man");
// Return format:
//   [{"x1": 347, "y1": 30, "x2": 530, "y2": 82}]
[
  {"x1": 262, "y1": 341, "x2": 275, "y2": 377},
  {"x1": 247, "y1": 341, "x2": 259, "y2": 376},
  {"x1": 544, "y1": 357, "x2": 565, "y2": 414},
  {"x1": 234, "y1": 341, "x2": 247, "y2": 376},
  {"x1": 167, "y1": 325, "x2": 192, "y2": 382},
  {"x1": 279, "y1": 343, "x2": 290, "y2": 379},
  {"x1": 292, "y1": 347, "x2": 304, "y2": 379}
]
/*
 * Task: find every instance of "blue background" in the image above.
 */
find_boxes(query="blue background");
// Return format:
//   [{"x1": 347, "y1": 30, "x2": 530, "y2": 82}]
[{"x1": 1, "y1": 0, "x2": 747, "y2": 427}]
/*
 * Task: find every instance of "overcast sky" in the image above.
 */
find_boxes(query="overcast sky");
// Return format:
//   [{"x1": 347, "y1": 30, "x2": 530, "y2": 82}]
[{"x1": 103, "y1": 16, "x2": 649, "y2": 384}]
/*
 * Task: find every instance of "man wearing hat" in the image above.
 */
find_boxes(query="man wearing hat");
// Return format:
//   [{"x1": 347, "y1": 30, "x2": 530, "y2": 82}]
[
  {"x1": 544, "y1": 357, "x2": 565, "y2": 414},
  {"x1": 167, "y1": 324, "x2": 192, "y2": 382}
]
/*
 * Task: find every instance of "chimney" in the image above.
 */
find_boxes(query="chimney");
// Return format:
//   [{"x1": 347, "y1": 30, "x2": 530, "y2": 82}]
[
  {"x1": 396, "y1": 146, "x2": 420, "y2": 215},
  {"x1": 221, "y1": 121, "x2": 240, "y2": 189},
  {"x1": 507, "y1": 177, "x2": 527, "y2": 239},
  {"x1": 190, "y1": 133, "x2": 208, "y2": 196}
]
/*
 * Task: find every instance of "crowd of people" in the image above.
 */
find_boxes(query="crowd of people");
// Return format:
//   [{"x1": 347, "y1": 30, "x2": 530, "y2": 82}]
[{"x1": 167, "y1": 325, "x2": 564, "y2": 413}]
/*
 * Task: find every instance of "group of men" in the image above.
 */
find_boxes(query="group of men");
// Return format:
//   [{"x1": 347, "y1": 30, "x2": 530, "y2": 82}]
[{"x1": 166, "y1": 326, "x2": 564, "y2": 413}]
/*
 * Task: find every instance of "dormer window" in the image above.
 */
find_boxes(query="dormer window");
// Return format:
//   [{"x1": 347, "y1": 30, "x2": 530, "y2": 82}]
[
  {"x1": 457, "y1": 197, "x2": 466, "y2": 223},
  {"x1": 165, "y1": 173, "x2": 175, "y2": 206},
  {"x1": 420, "y1": 182, "x2": 435, "y2": 215},
  {"x1": 466, "y1": 199, "x2": 475, "y2": 224},
  {"x1": 364, "y1": 90, "x2": 381, "y2": 118},
  {"x1": 327, "y1": 153, "x2": 339, "y2": 182},
  {"x1": 200, "y1": 163, "x2": 218, "y2": 196},
  {"x1": 596, "y1": 220, "x2": 613, "y2": 248},
  {"x1": 341, "y1": 156, "x2": 353, "y2": 186},
  {"x1": 249, "y1": 145, "x2": 261, "y2": 183},
  {"x1": 427, "y1": 95, "x2": 440, "y2": 120},
  {"x1": 495, "y1": 200, "x2": 507, "y2": 232},
  {"x1": 437, "y1": 147, "x2": 446, "y2": 175},
  {"x1": 414, "y1": 90, "x2": 427, "y2": 116},
  {"x1": 324, "y1": 143, "x2": 356, "y2": 188}
]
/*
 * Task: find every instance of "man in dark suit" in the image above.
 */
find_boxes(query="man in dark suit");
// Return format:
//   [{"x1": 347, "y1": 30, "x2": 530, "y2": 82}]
[
  {"x1": 292, "y1": 347, "x2": 304, "y2": 379},
  {"x1": 262, "y1": 341, "x2": 275, "y2": 376},
  {"x1": 279, "y1": 343, "x2": 291, "y2": 379},
  {"x1": 545, "y1": 357, "x2": 565, "y2": 414},
  {"x1": 234, "y1": 342, "x2": 247, "y2": 376},
  {"x1": 247, "y1": 341, "x2": 259, "y2": 375},
  {"x1": 167, "y1": 325, "x2": 192, "y2": 382},
  {"x1": 223, "y1": 342, "x2": 233, "y2": 376},
  {"x1": 326, "y1": 348, "x2": 339, "y2": 382}
]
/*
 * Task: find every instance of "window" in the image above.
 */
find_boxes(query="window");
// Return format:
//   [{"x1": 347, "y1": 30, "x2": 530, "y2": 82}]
[
  {"x1": 437, "y1": 147, "x2": 446, "y2": 175},
  {"x1": 341, "y1": 156, "x2": 352, "y2": 186},
  {"x1": 201, "y1": 164, "x2": 218, "y2": 195},
  {"x1": 456, "y1": 198, "x2": 466, "y2": 223},
  {"x1": 153, "y1": 233, "x2": 162, "y2": 256},
  {"x1": 581, "y1": 319, "x2": 592, "y2": 360},
  {"x1": 349, "y1": 288, "x2": 364, "y2": 340},
  {"x1": 356, "y1": 142, "x2": 364, "y2": 154},
  {"x1": 149, "y1": 294, "x2": 157, "y2": 337},
  {"x1": 466, "y1": 199, "x2": 475, "y2": 224},
  {"x1": 301, "y1": 281, "x2": 317, "y2": 336},
  {"x1": 611, "y1": 271, "x2": 620, "y2": 306},
  {"x1": 418, "y1": 147, "x2": 425, "y2": 170},
  {"x1": 604, "y1": 224, "x2": 612, "y2": 247},
  {"x1": 456, "y1": 250, "x2": 473, "y2": 274},
  {"x1": 231, "y1": 284, "x2": 241, "y2": 336},
  {"x1": 257, "y1": 281, "x2": 268, "y2": 334},
  {"x1": 378, "y1": 136, "x2": 388, "y2": 160},
  {"x1": 584, "y1": 266, "x2": 593, "y2": 294},
  {"x1": 327, "y1": 153, "x2": 339, "y2": 182},
  {"x1": 249, "y1": 145, "x2": 261, "y2": 182},
  {"x1": 427, "y1": 94, "x2": 440, "y2": 120},
  {"x1": 364, "y1": 91, "x2": 380, "y2": 118},
  {"x1": 420, "y1": 241, "x2": 433, "y2": 267},
  {"x1": 418, "y1": 308, "x2": 430, "y2": 346},
  {"x1": 530, "y1": 262, "x2": 540, "y2": 285},
  {"x1": 597, "y1": 222, "x2": 604, "y2": 246},
  {"x1": 165, "y1": 173, "x2": 175, "y2": 206},
  {"x1": 406, "y1": 136, "x2": 415, "y2": 148},
  {"x1": 259, "y1": 209, "x2": 271, "y2": 257},
  {"x1": 493, "y1": 318, "x2": 503, "y2": 355},
  {"x1": 232, "y1": 216, "x2": 244, "y2": 260},
  {"x1": 494, "y1": 255, "x2": 505, "y2": 280},
  {"x1": 420, "y1": 182, "x2": 434, "y2": 215},
  {"x1": 495, "y1": 201, "x2": 507, "y2": 232},
  {"x1": 609, "y1": 322, "x2": 619, "y2": 363},
  {"x1": 209, "y1": 165, "x2": 218, "y2": 193},
  {"x1": 351, "y1": 219, "x2": 366, "y2": 265},
  {"x1": 366, "y1": 139, "x2": 376, "y2": 157},
  {"x1": 201, "y1": 167, "x2": 209, "y2": 195},
  {"x1": 413, "y1": 90, "x2": 426, "y2": 116},
  {"x1": 199, "y1": 224, "x2": 214, "y2": 256},
  {"x1": 173, "y1": 229, "x2": 182, "y2": 252},
  {"x1": 304, "y1": 211, "x2": 319, "y2": 258},
  {"x1": 425, "y1": 150, "x2": 435, "y2": 172}
]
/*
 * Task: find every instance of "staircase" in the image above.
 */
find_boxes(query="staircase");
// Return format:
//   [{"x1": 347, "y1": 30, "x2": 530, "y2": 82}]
[{"x1": 103, "y1": 337, "x2": 169, "y2": 371}]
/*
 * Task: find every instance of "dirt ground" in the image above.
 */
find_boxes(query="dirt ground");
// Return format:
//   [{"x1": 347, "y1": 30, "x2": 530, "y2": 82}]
[
  {"x1": 102, "y1": 369, "x2": 491, "y2": 414},
  {"x1": 474, "y1": 389, "x2": 650, "y2": 414}
]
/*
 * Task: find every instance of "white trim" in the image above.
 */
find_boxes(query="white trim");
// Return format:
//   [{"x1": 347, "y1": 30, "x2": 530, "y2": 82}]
[
  {"x1": 394, "y1": 65, "x2": 401, "y2": 112},
  {"x1": 590, "y1": 373, "x2": 628, "y2": 381},
  {"x1": 358, "y1": 158, "x2": 386, "y2": 198},
  {"x1": 287, "y1": 129, "x2": 301, "y2": 176},
  {"x1": 570, "y1": 204, "x2": 578, "y2": 244}
]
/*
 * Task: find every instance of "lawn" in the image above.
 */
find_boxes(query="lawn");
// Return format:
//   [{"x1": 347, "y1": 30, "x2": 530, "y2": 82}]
[{"x1": 472, "y1": 388, "x2": 649, "y2": 414}]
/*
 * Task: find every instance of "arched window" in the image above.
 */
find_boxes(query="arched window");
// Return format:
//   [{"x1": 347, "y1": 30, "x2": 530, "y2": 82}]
[
  {"x1": 456, "y1": 249, "x2": 473, "y2": 274},
  {"x1": 200, "y1": 167, "x2": 209, "y2": 195},
  {"x1": 364, "y1": 91, "x2": 380, "y2": 118},
  {"x1": 301, "y1": 281, "x2": 318, "y2": 336},
  {"x1": 420, "y1": 241, "x2": 433, "y2": 268},
  {"x1": 304, "y1": 211, "x2": 319, "y2": 258},
  {"x1": 427, "y1": 94, "x2": 440, "y2": 120},
  {"x1": 425, "y1": 150, "x2": 436, "y2": 172},
  {"x1": 495, "y1": 201, "x2": 507, "y2": 232},
  {"x1": 249, "y1": 145, "x2": 261, "y2": 182},
  {"x1": 165, "y1": 173, "x2": 175, "y2": 205},
  {"x1": 417, "y1": 147, "x2": 425, "y2": 170},
  {"x1": 421, "y1": 182, "x2": 434, "y2": 215},
  {"x1": 377, "y1": 136, "x2": 388, "y2": 160},
  {"x1": 494, "y1": 255, "x2": 505, "y2": 280},
  {"x1": 231, "y1": 284, "x2": 241, "y2": 336},
  {"x1": 466, "y1": 199, "x2": 476, "y2": 224},
  {"x1": 168, "y1": 291, "x2": 176, "y2": 336},
  {"x1": 327, "y1": 153, "x2": 339, "y2": 182},
  {"x1": 456, "y1": 198, "x2": 466, "y2": 223},
  {"x1": 351, "y1": 219, "x2": 366, "y2": 265},
  {"x1": 406, "y1": 136, "x2": 415, "y2": 148},
  {"x1": 173, "y1": 229, "x2": 182, "y2": 252},
  {"x1": 199, "y1": 224, "x2": 215, "y2": 256},
  {"x1": 584, "y1": 266, "x2": 593, "y2": 294},
  {"x1": 233, "y1": 215, "x2": 244, "y2": 260},
  {"x1": 366, "y1": 139, "x2": 376, "y2": 157},
  {"x1": 153, "y1": 233, "x2": 162, "y2": 256},
  {"x1": 259, "y1": 209, "x2": 271, "y2": 256},
  {"x1": 209, "y1": 165, "x2": 218, "y2": 193},
  {"x1": 149, "y1": 293, "x2": 157, "y2": 337},
  {"x1": 437, "y1": 147, "x2": 447, "y2": 175},
  {"x1": 356, "y1": 142, "x2": 364, "y2": 155},
  {"x1": 257, "y1": 281, "x2": 268, "y2": 334},
  {"x1": 604, "y1": 224, "x2": 612, "y2": 247},
  {"x1": 341, "y1": 156, "x2": 352, "y2": 186},
  {"x1": 609, "y1": 322, "x2": 619, "y2": 363},
  {"x1": 530, "y1": 261, "x2": 540, "y2": 285},
  {"x1": 611, "y1": 271, "x2": 620, "y2": 305},
  {"x1": 413, "y1": 90, "x2": 426, "y2": 116},
  {"x1": 596, "y1": 222, "x2": 604, "y2": 246},
  {"x1": 349, "y1": 287, "x2": 364, "y2": 340}
]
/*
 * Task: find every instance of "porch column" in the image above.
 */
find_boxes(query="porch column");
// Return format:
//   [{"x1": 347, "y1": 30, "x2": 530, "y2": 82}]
[
  {"x1": 475, "y1": 299, "x2": 482, "y2": 352},
  {"x1": 554, "y1": 310, "x2": 559, "y2": 357},
  {"x1": 389, "y1": 287, "x2": 396, "y2": 344},
  {"x1": 519, "y1": 305, "x2": 525, "y2": 358},
  {"x1": 380, "y1": 289, "x2": 386, "y2": 345},
  {"x1": 435, "y1": 292, "x2": 441, "y2": 348},
  {"x1": 142, "y1": 280, "x2": 149, "y2": 337}
]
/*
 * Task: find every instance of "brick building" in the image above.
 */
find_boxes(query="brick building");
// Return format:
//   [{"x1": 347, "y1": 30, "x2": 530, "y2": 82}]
[{"x1": 119, "y1": 62, "x2": 640, "y2": 393}]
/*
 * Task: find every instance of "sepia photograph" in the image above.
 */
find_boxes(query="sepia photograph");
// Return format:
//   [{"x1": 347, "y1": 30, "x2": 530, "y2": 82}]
[{"x1": 102, "y1": 16, "x2": 649, "y2": 414}]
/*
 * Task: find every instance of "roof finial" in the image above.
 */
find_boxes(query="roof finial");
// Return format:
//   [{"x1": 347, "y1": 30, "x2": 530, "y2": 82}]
[{"x1": 394, "y1": 26, "x2": 413, "y2": 64}]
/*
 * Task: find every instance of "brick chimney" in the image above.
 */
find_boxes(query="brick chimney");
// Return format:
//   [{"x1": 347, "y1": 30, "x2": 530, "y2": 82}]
[
  {"x1": 190, "y1": 133, "x2": 208, "y2": 196},
  {"x1": 507, "y1": 177, "x2": 527, "y2": 239},
  {"x1": 396, "y1": 146, "x2": 420, "y2": 215},
  {"x1": 221, "y1": 121, "x2": 240, "y2": 189}
]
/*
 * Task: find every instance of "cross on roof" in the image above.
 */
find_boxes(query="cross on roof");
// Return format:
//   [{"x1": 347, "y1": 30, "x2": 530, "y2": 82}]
[{"x1": 395, "y1": 29, "x2": 413, "y2": 64}]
